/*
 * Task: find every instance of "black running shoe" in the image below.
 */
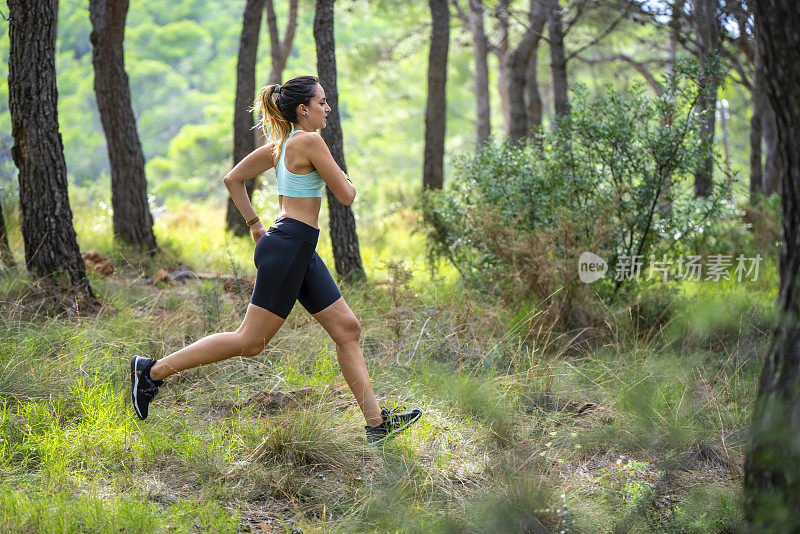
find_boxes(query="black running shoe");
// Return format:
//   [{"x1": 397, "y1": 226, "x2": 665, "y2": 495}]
[
  {"x1": 365, "y1": 407, "x2": 422, "y2": 445},
  {"x1": 130, "y1": 355, "x2": 164, "y2": 420}
]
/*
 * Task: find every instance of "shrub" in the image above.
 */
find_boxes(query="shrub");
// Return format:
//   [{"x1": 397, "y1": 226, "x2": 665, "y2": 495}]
[{"x1": 424, "y1": 58, "x2": 728, "y2": 326}]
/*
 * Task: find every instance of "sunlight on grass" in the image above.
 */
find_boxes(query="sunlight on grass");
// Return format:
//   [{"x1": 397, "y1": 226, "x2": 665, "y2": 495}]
[
  {"x1": 0, "y1": 201, "x2": 771, "y2": 532},
  {"x1": 0, "y1": 490, "x2": 160, "y2": 533}
]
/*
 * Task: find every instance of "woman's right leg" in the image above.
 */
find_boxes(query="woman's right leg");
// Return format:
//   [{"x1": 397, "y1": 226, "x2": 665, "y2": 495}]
[{"x1": 149, "y1": 304, "x2": 284, "y2": 380}]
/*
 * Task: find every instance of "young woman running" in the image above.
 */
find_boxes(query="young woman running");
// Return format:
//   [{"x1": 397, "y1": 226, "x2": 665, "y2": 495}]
[{"x1": 130, "y1": 75, "x2": 420, "y2": 445}]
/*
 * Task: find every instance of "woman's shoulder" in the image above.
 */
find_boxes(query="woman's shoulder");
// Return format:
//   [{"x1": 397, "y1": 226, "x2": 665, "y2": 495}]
[
  {"x1": 287, "y1": 131, "x2": 327, "y2": 156},
  {"x1": 290, "y1": 130, "x2": 324, "y2": 144}
]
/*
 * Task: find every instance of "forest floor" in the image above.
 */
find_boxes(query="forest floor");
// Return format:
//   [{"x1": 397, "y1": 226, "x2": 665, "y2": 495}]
[
  {"x1": 0, "y1": 265, "x2": 766, "y2": 533},
  {"x1": 0, "y1": 207, "x2": 772, "y2": 532}
]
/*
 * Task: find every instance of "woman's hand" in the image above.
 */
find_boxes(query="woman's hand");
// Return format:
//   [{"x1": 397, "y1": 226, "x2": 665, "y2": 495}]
[{"x1": 251, "y1": 222, "x2": 267, "y2": 243}]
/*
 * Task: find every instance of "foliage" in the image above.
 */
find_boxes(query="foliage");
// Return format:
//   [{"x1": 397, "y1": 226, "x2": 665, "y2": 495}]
[
  {"x1": 424, "y1": 58, "x2": 730, "y2": 321},
  {"x1": 0, "y1": 0, "x2": 480, "y2": 213},
  {"x1": 0, "y1": 1, "x2": 775, "y2": 530},
  {"x1": 0, "y1": 211, "x2": 770, "y2": 532}
]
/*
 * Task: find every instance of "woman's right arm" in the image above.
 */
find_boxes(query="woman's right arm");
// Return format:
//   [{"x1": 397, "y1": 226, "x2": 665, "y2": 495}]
[{"x1": 223, "y1": 143, "x2": 275, "y2": 225}]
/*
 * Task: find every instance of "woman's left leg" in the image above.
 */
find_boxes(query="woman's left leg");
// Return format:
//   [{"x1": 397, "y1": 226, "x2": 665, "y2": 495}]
[{"x1": 312, "y1": 297, "x2": 383, "y2": 427}]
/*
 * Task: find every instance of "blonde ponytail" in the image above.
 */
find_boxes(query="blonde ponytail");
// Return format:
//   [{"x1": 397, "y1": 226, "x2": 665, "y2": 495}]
[{"x1": 255, "y1": 84, "x2": 292, "y2": 160}]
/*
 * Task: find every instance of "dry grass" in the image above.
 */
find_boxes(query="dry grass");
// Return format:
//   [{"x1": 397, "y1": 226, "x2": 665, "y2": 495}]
[{"x1": 0, "y1": 235, "x2": 766, "y2": 533}]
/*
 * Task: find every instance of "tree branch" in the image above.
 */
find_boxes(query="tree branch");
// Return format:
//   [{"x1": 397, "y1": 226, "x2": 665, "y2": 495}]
[
  {"x1": 574, "y1": 53, "x2": 668, "y2": 96},
  {"x1": 279, "y1": 0, "x2": 298, "y2": 70},
  {"x1": 566, "y1": 5, "x2": 630, "y2": 62},
  {"x1": 265, "y1": 0, "x2": 280, "y2": 63},
  {"x1": 563, "y1": 0, "x2": 590, "y2": 35},
  {"x1": 450, "y1": 0, "x2": 469, "y2": 26},
  {"x1": 719, "y1": 43, "x2": 752, "y2": 89}
]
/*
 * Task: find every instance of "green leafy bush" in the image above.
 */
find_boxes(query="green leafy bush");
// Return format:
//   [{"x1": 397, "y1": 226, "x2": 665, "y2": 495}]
[{"x1": 424, "y1": 59, "x2": 729, "y2": 325}]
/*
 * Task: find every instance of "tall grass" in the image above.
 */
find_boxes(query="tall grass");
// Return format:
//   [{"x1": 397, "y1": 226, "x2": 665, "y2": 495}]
[{"x1": 0, "y1": 200, "x2": 768, "y2": 532}]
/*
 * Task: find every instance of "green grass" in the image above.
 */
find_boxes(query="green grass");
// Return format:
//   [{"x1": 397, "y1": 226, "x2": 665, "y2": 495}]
[{"x1": 0, "y1": 202, "x2": 768, "y2": 532}]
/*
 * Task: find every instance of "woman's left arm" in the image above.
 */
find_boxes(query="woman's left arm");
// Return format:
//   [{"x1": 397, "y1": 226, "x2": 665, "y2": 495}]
[{"x1": 304, "y1": 134, "x2": 355, "y2": 205}]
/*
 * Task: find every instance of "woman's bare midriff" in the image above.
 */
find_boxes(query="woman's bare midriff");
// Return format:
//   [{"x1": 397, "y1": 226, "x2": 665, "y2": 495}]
[{"x1": 278, "y1": 195, "x2": 323, "y2": 229}]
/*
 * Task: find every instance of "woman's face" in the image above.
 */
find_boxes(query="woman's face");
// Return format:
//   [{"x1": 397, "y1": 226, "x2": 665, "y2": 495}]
[{"x1": 301, "y1": 83, "x2": 331, "y2": 130}]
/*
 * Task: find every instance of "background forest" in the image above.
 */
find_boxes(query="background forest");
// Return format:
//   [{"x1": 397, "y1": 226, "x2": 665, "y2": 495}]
[
  {"x1": 1, "y1": 0, "x2": 796, "y2": 532},
  {"x1": 0, "y1": 0, "x2": 759, "y2": 253},
  {"x1": 3, "y1": 0, "x2": 487, "y2": 250}
]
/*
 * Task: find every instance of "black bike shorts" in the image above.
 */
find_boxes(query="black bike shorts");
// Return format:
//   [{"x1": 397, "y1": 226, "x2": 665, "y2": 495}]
[{"x1": 251, "y1": 216, "x2": 341, "y2": 319}]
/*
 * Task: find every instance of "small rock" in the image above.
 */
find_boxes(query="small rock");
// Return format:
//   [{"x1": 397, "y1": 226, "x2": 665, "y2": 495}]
[
  {"x1": 169, "y1": 266, "x2": 196, "y2": 283},
  {"x1": 152, "y1": 268, "x2": 171, "y2": 285},
  {"x1": 82, "y1": 250, "x2": 114, "y2": 276},
  {"x1": 222, "y1": 277, "x2": 255, "y2": 293},
  {"x1": 246, "y1": 388, "x2": 314, "y2": 411}
]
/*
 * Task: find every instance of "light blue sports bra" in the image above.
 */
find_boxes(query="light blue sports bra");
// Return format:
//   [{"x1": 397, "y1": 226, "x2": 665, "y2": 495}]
[{"x1": 276, "y1": 130, "x2": 324, "y2": 198}]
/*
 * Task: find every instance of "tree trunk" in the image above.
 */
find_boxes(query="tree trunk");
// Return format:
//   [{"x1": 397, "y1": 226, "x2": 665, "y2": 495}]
[
  {"x1": 666, "y1": 0, "x2": 683, "y2": 74},
  {"x1": 508, "y1": 0, "x2": 546, "y2": 142},
  {"x1": 0, "y1": 200, "x2": 14, "y2": 269},
  {"x1": 8, "y1": 0, "x2": 94, "y2": 298},
  {"x1": 253, "y1": 0, "x2": 299, "y2": 146},
  {"x1": 692, "y1": 0, "x2": 720, "y2": 198},
  {"x1": 469, "y1": 0, "x2": 490, "y2": 147},
  {"x1": 89, "y1": 0, "x2": 158, "y2": 253},
  {"x1": 744, "y1": 2, "x2": 800, "y2": 530},
  {"x1": 548, "y1": 0, "x2": 569, "y2": 120},
  {"x1": 265, "y1": 0, "x2": 299, "y2": 85},
  {"x1": 749, "y1": 35, "x2": 764, "y2": 203},
  {"x1": 659, "y1": 0, "x2": 684, "y2": 216},
  {"x1": 525, "y1": 44, "x2": 543, "y2": 133},
  {"x1": 493, "y1": 0, "x2": 511, "y2": 136},
  {"x1": 719, "y1": 99, "x2": 731, "y2": 196},
  {"x1": 225, "y1": 0, "x2": 266, "y2": 237},
  {"x1": 314, "y1": 0, "x2": 365, "y2": 281},
  {"x1": 423, "y1": 0, "x2": 450, "y2": 190},
  {"x1": 762, "y1": 96, "x2": 779, "y2": 196}
]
